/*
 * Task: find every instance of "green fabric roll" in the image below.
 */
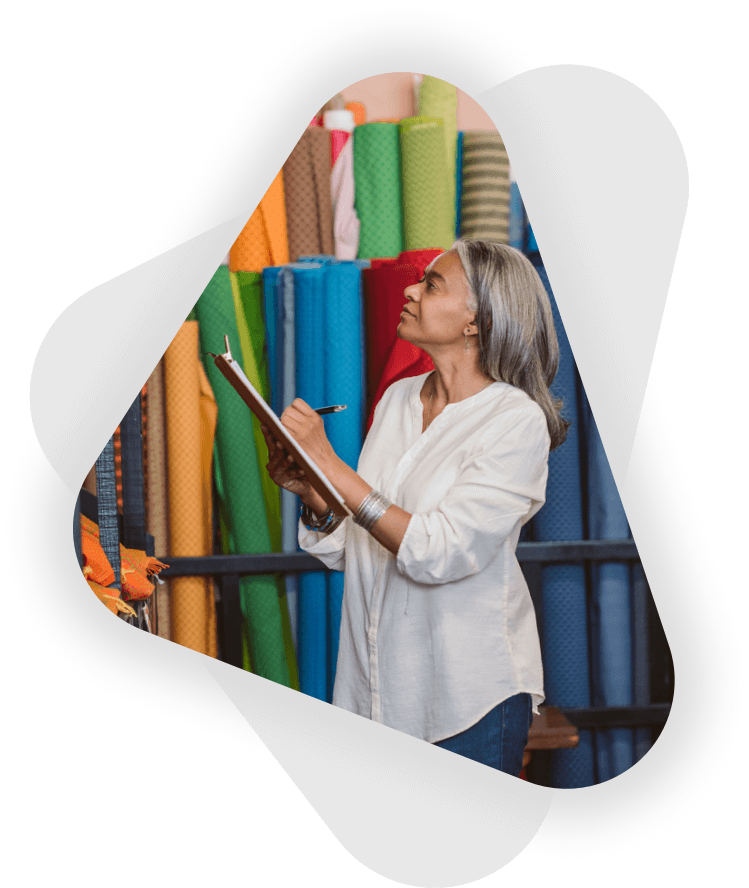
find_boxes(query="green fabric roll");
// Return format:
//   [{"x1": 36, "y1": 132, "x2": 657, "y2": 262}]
[
  {"x1": 232, "y1": 271, "x2": 299, "y2": 691},
  {"x1": 400, "y1": 116, "x2": 455, "y2": 251},
  {"x1": 353, "y1": 123, "x2": 404, "y2": 258},
  {"x1": 194, "y1": 266, "x2": 291, "y2": 687},
  {"x1": 418, "y1": 76, "x2": 458, "y2": 233},
  {"x1": 232, "y1": 271, "x2": 282, "y2": 551}
]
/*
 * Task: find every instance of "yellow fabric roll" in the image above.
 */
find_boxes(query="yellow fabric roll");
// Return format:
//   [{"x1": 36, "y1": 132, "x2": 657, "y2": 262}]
[
  {"x1": 163, "y1": 322, "x2": 218, "y2": 656},
  {"x1": 229, "y1": 170, "x2": 290, "y2": 272}
]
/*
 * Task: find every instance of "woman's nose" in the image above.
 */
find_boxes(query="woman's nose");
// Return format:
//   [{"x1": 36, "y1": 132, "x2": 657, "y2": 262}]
[{"x1": 404, "y1": 284, "x2": 419, "y2": 301}]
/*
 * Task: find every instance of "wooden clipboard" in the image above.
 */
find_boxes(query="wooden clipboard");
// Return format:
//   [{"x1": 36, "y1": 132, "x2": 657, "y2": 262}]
[{"x1": 208, "y1": 336, "x2": 350, "y2": 518}]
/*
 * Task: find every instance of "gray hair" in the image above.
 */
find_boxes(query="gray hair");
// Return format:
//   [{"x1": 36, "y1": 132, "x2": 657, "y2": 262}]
[{"x1": 450, "y1": 238, "x2": 569, "y2": 450}]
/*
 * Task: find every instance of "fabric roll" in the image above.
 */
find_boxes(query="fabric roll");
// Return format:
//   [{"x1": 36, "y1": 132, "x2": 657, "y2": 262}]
[
  {"x1": 233, "y1": 270, "x2": 299, "y2": 686},
  {"x1": 231, "y1": 271, "x2": 282, "y2": 552},
  {"x1": 400, "y1": 116, "x2": 454, "y2": 252},
  {"x1": 95, "y1": 437, "x2": 120, "y2": 587},
  {"x1": 455, "y1": 131, "x2": 464, "y2": 238},
  {"x1": 459, "y1": 132, "x2": 511, "y2": 243},
  {"x1": 120, "y1": 393, "x2": 146, "y2": 552},
  {"x1": 346, "y1": 101, "x2": 366, "y2": 127},
  {"x1": 330, "y1": 137, "x2": 360, "y2": 260},
  {"x1": 145, "y1": 359, "x2": 170, "y2": 639},
  {"x1": 417, "y1": 76, "x2": 458, "y2": 233},
  {"x1": 194, "y1": 267, "x2": 290, "y2": 684},
  {"x1": 229, "y1": 170, "x2": 290, "y2": 273},
  {"x1": 261, "y1": 266, "x2": 284, "y2": 416},
  {"x1": 362, "y1": 249, "x2": 441, "y2": 426},
  {"x1": 530, "y1": 257, "x2": 594, "y2": 788},
  {"x1": 163, "y1": 322, "x2": 218, "y2": 656},
  {"x1": 508, "y1": 168, "x2": 526, "y2": 251},
  {"x1": 293, "y1": 264, "x2": 329, "y2": 700},
  {"x1": 275, "y1": 264, "x2": 326, "y2": 655},
  {"x1": 583, "y1": 396, "x2": 635, "y2": 781},
  {"x1": 283, "y1": 127, "x2": 335, "y2": 262},
  {"x1": 322, "y1": 262, "x2": 366, "y2": 698},
  {"x1": 353, "y1": 123, "x2": 404, "y2": 259}
]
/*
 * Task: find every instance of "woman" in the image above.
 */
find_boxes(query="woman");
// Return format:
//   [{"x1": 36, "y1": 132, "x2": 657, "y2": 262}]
[{"x1": 261, "y1": 239, "x2": 568, "y2": 776}]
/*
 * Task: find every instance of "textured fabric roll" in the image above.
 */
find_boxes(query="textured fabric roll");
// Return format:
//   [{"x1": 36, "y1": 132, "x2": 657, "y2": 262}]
[
  {"x1": 400, "y1": 116, "x2": 454, "y2": 251},
  {"x1": 362, "y1": 249, "x2": 441, "y2": 426},
  {"x1": 530, "y1": 258, "x2": 594, "y2": 788},
  {"x1": 261, "y1": 266, "x2": 284, "y2": 416},
  {"x1": 346, "y1": 101, "x2": 366, "y2": 127},
  {"x1": 163, "y1": 322, "x2": 218, "y2": 656},
  {"x1": 232, "y1": 271, "x2": 282, "y2": 552},
  {"x1": 353, "y1": 123, "x2": 404, "y2": 259},
  {"x1": 283, "y1": 128, "x2": 335, "y2": 262},
  {"x1": 329, "y1": 129, "x2": 349, "y2": 166},
  {"x1": 229, "y1": 170, "x2": 289, "y2": 273},
  {"x1": 418, "y1": 76, "x2": 458, "y2": 233},
  {"x1": 95, "y1": 437, "x2": 121, "y2": 586},
  {"x1": 584, "y1": 396, "x2": 634, "y2": 781},
  {"x1": 293, "y1": 264, "x2": 329, "y2": 700},
  {"x1": 145, "y1": 360, "x2": 170, "y2": 639},
  {"x1": 194, "y1": 267, "x2": 290, "y2": 685},
  {"x1": 455, "y1": 131, "x2": 464, "y2": 238},
  {"x1": 508, "y1": 171, "x2": 526, "y2": 251},
  {"x1": 459, "y1": 132, "x2": 511, "y2": 243},
  {"x1": 322, "y1": 262, "x2": 366, "y2": 698},
  {"x1": 330, "y1": 137, "x2": 360, "y2": 260}
]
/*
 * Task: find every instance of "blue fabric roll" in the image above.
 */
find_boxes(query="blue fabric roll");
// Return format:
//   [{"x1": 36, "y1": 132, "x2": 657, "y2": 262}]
[
  {"x1": 261, "y1": 266, "x2": 283, "y2": 415},
  {"x1": 455, "y1": 132, "x2": 464, "y2": 239},
  {"x1": 509, "y1": 179, "x2": 526, "y2": 251},
  {"x1": 293, "y1": 264, "x2": 329, "y2": 701},
  {"x1": 583, "y1": 395, "x2": 635, "y2": 779},
  {"x1": 530, "y1": 257, "x2": 594, "y2": 788},
  {"x1": 322, "y1": 262, "x2": 366, "y2": 699}
]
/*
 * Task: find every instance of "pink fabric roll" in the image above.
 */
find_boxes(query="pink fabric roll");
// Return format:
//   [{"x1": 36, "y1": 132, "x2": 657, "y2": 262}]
[
  {"x1": 330, "y1": 135, "x2": 360, "y2": 260},
  {"x1": 331, "y1": 129, "x2": 349, "y2": 166}
]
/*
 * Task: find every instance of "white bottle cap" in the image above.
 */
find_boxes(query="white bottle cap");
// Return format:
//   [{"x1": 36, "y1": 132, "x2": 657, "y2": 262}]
[{"x1": 323, "y1": 109, "x2": 355, "y2": 132}]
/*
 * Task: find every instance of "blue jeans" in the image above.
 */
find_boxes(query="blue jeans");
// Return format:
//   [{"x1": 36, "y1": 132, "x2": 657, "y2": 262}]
[{"x1": 433, "y1": 694, "x2": 534, "y2": 777}]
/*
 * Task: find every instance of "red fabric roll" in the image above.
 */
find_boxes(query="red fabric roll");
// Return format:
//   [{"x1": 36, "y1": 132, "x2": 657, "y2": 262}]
[{"x1": 363, "y1": 248, "x2": 445, "y2": 428}]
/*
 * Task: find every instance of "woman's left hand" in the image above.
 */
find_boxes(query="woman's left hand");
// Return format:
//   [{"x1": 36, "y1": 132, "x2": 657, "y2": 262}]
[{"x1": 280, "y1": 398, "x2": 339, "y2": 474}]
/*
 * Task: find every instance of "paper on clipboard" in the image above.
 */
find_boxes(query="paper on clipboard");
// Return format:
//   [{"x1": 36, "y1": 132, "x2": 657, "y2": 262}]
[{"x1": 208, "y1": 336, "x2": 350, "y2": 518}]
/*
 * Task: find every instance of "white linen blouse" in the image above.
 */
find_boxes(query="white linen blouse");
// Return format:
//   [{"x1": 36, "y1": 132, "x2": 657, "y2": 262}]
[{"x1": 298, "y1": 372, "x2": 549, "y2": 744}]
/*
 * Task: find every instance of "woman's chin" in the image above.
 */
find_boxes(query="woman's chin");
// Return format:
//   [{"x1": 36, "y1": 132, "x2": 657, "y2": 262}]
[{"x1": 396, "y1": 323, "x2": 411, "y2": 342}]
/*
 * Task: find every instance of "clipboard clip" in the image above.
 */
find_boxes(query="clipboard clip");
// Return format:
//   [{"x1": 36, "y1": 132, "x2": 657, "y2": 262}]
[{"x1": 205, "y1": 337, "x2": 233, "y2": 361}]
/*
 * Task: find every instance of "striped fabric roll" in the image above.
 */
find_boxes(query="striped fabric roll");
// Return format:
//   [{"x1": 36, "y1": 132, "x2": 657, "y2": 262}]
[{"x1": 459, "y1": 133, "x2": 511, "y2": 243}]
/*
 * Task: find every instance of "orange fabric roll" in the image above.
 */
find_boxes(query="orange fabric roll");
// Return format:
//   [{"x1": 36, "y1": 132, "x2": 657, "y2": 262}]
[
  {"x1": 163, "y1": 322, "x2": 218, "y2": 657},
  {"x1": 346, "y1": 101, "x2": 366, "y2": 126},
  {"x1": 229, "y1": 170, "x2": 290, "y2": 272}
]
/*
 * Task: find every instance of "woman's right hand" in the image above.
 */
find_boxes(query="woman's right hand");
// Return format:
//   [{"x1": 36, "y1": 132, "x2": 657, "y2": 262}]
[{"x1": 261, "y1": 425, "x2": 313, "y2": 498}]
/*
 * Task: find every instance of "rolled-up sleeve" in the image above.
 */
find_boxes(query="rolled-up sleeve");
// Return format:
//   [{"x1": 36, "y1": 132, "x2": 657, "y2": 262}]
[
  {"x1": 298, "y1": 517, "x2": 349, "y2": 572},
  {"x1": 395, "y1": 409, "x2": 549, "y2": 585}
]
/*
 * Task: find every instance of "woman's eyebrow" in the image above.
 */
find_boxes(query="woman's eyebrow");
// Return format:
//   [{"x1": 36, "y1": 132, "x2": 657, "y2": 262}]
[{"x1": 425, "y1": 270, "x2": 445, "y2": 284}]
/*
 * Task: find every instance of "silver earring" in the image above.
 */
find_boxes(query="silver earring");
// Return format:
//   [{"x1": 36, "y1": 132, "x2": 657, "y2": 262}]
[{"x1": 464, "y1": 332, "x2": 470, "y2": 352}]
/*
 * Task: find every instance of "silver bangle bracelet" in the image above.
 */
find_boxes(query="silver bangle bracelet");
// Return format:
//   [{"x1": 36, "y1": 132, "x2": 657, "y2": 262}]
[{"x1": 353, "y1": 489, "x2": 393, "y2": 533}]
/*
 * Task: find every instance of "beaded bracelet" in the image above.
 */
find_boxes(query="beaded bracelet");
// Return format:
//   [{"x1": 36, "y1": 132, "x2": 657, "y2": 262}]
[{"x1": 300, "y1": 502, "x2": 344, "y2": 534}]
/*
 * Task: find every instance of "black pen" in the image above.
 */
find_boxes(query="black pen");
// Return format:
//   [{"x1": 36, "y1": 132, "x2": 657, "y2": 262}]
[{"x1": 314, "y1": 405, "x2": 347, "y2": 415}]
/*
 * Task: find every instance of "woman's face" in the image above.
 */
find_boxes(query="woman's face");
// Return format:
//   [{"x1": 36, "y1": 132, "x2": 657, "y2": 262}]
[{"x1": 398, "y1": 251, "x2": 476, "y2": 350}]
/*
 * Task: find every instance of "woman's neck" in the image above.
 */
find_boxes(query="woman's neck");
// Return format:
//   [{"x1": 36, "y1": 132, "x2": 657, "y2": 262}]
[{"x1": 427, "y1": 349, "x2": 493, "y2": 406}]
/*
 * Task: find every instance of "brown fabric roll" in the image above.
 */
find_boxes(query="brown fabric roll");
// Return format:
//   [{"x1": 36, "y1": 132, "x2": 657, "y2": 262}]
[
  {"x1": 283, "y1": 127, "x2": 335, "y2": 261},
  {"x1": 145, "y1": 359, "x2": 171, "y2": 639},
  {"x1": 459, "y1": 132, "x2": 511, "y2": 243}
]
